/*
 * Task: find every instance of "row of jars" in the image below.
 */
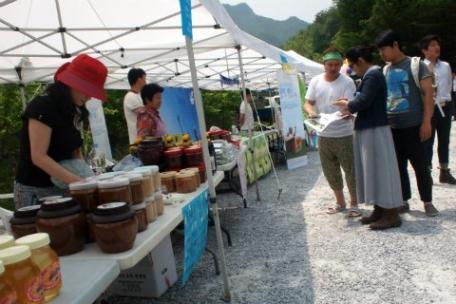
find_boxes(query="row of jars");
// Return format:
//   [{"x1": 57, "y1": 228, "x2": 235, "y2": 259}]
[
  {"x1": 163, "y1": 145, "x2": 204, "y2": 171},
  {"x1": 161, "y1": 166, "x2": 207, "y2": 194},
  {"x1": 0, "y1": 233, "x2": 62, "y2": 303}
]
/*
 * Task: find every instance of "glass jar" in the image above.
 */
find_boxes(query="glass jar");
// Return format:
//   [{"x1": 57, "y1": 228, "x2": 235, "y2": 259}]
[
  {"x1": 197, "y1": 162, "x2": 207, "y2": 183},
  {"x1": 97, "y1": 177, "x2": 132, "y2": 205},
  {"x1": 181, "y1": 167, "x2": 201, "y2": 187},
  {"x1": 0, "y1": 245, "x2": 43, "y2": 304},
  {"x1": 137, "y1": 137, "x2": 163, "y2": 165},
  {"x1": 0, "y1": 260, "x2": 18, "y2": 304},
  {"x1": 36, "y1": 198, "x2": 85, "y2": 256},
  {"x1": 0, "y1": 234, "x2": 15, "y2": 250},
  {"x1": 175, "y1": 171, "x2": 198, "y2": 194},
  {"x1": 145, "y1": 196, "x2": 157, "y2": 223},
  {"x1": 142, "y1": 165, "x2": 161, "y2": 193},
  {"x1": 15, "y1": 233, "x2": 62, "y2": 302},
  {"x1": 155, "y1": 192, "x2": 164, "y2": 216},
  {"x1": 126, "y1": 173, "x2": 145, "y2": 205},
  {"x1": 133, "y1": 167, "x2": 154, "y2": 198},
  {"x1": 131, "y1": 202, "x2": 148, "y2": 232},
  {"x1": 69, "y1": 179, "x2": 98, "y2": 212},
  {"x1": 10, "y1": 205, "x2": 41, "y2": 239},
  {"x1": 91, "y1": 202, "x2": 138, "y2": 253},
  {"x1": 184, "y1": 145, "x2": 204, "y2": 167},
  {"x1": 160, "y1": 171, "x2": 177, "y2": 193},
  {"x1": 164, "y1": 147, "x2": 184, "y2": 171}
]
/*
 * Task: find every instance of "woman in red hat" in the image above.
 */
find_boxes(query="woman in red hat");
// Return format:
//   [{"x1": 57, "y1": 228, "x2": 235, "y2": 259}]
[{"x1": 14, "y1": 54, "x2": 108, "y2": 209}]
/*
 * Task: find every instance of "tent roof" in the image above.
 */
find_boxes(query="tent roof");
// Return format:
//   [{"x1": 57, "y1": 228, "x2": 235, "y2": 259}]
[{"x1": 0, "y1": 0, "x2": 323, "y2": 90}]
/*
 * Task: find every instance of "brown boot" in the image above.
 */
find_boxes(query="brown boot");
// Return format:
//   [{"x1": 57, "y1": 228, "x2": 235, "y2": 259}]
[
  {"x1": 439, "y1": 168, "x2": 456, "y2": 184},
  {"x1": 369, "y1": 208, "x2": 402, "y2": 230},
  {"x1": 360, "y1": 205, "x2": 383, "y2": 225}
]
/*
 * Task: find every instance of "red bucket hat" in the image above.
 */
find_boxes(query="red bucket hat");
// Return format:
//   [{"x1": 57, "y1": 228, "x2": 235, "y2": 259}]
[{"x1": 56, "y1": 54, "x2": 108, "y2": 101}]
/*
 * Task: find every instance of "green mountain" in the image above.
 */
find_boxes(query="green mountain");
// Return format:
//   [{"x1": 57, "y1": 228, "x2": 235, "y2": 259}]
[{"x1": 223, "y1": 3, "x2": 309, "y2": 47}]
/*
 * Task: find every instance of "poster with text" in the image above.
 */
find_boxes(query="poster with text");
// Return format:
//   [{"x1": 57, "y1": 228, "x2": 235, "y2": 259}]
[{"x1": 277, "y1": 71, "x2": 308, "y2": 170}]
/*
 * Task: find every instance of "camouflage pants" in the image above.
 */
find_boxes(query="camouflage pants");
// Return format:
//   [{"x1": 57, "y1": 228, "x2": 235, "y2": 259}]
[{"x1": 318, "y1": 135, "x2": 356, "y2": 198}]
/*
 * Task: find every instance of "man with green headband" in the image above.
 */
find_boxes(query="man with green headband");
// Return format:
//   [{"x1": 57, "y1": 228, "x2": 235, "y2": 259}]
[{"x1": 304, "y1": 47, "x2": 359, "y2": 217}]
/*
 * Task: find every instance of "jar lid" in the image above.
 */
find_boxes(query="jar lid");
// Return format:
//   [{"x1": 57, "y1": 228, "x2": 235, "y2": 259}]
[
  {"x1": 141, "y1": 165, "x2": 159, "y2": 174},
  {"x1": 0, "y1": 245, "x2": 31, "y2": 265},
  {"x1": 0, "y1": 235, "x2": 14, "y2": 250},
  {"x1": 184, "y1": 145, "x2": 203, "y2": 154},
  {"x1": 97, "y1": 171, "x2": 125, "y2": 181},
  {"x1": 38, "y1": 195, "x2": 62, "y2": 203},
  {"x1": 38, "y1": 197, "x2": 81, "y2": 218},
  {"x1": 133, "y1": 167, "x2": 152, "y2": 177},
  {"x1": 154, "y1": 192, "x2": 163, "y2": 199},
  {"x1": 126, "y1": 173, "x2": 143, "y2": 182},
  {"x1": 182, "y1": 167, "x2": 199, "y2": 174},
  {"x1": 160, "y1": 171, "x2": 177, "y2": 178},
  {"x1": 176, "y1": 171, "x2": 194, "y2": 179},
  {"x1": 97, "y1": 177, "x2": 129, "y2": 189},
  {"x1": 69, "y1": 179, "x2": 98, "y2": 191},
  {"x1": 15, "y1": 233, "x2": 50, "y2": 249},
  {"x1": 11, "y1": 205, "x2": 41, "y2": 225},
  {"x1": 131, "y1": 202, "x2": 146, "y2": 210},
  {"x1": 0, "y1": 260, "x2": 4, "y2": 274},
  {"x1": 164, "y1": 148, "x2": 183, "y2": 156},
  {"x1": 92, "y1": 202, "x2": 135, "y2": 224}
]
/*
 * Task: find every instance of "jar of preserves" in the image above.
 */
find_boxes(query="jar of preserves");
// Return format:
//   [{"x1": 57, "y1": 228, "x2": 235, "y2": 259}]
[
  {"x1": 0, "y1": 260, "x2": 18, "y2": 304},
  {"x1": 97, "y1": 177, "x2": 132, "y2": 206},
  {"x1": 91, "y1": 202, "x2": 138, "y2": 253},
  {"x1": 0, "y1": 245, "x2": 43, "y2": 304},
  {"x1": 160, "y1": 171, "x2": 177, "y2": 193},
  {"x1": 126, "y1": 173, "x2": 145, "y2": 205},
  {"x1": 197, "y1": 162, "x2": 207, "y2": 183},
  {"x1": 137, "y1": 137, "x2": 163, "y2": 165},
  {"x1": 181, "y1": 167, "x2": 201, "y2": 187},
  {"x1": 15, "y1": 233, "x2": 62, "y2": 302},
  {"x1": 0, "y1": 234, "x2": 15, "y2": 250},
  {"x1": 10, "y1": 205, "x2": 41, "y2": 239},
  {"x1": 164, "y1": 147, "x2": 184, "y2": 171},
  {"x1": 175, "y1": 171, "x2": 198, "y2": 194},
  {"x1": 145, "y1": 196, "x2": 157, "y2": 223},
  {"x1": 69, "y1": 179, "x2": 98, "y2": 212},
  {"x1": 184, "y1": 145, "x2": 204, "y2": 167},
  {"x1": 142, "y1": 165, "x2": 161, "y2": 192},
  {"x1": 36, "y1": 198, "x2": 85, "y2": 256},
  {"x1": 155, "y1": 192, "x2": 164, "y2": 216},
  {"x1": 131, "y1": 202, "x2": 148, "y2": 232},
  {"x1": 133, "y1": 167, "x2": 154, "y2": 197}
]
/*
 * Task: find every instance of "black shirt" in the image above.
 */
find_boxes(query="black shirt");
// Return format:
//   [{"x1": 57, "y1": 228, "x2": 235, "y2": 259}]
[{"x1": 16, "y1": 95, "x2": 83, "y2": 187}]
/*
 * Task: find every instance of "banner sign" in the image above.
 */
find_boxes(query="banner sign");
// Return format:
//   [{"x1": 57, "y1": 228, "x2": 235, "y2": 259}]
[
  {"x1": 220, "y1": 74, "x2": 240, "y2": 86},
  {"x1": 86, "y1": 99, "x2": 113, "y2": 161},
  {"x1": 277, "y1": 71, "x2": 308, "y2": 169},
  {"x1": 179, "y1": 0, "x2": 193, "y2": 39},
  {"x1": 182, "y1": 190, "x2": 209, "y2": 285}
]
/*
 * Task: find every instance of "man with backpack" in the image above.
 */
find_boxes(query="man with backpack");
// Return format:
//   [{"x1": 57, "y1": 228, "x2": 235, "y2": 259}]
[
  {"x1": 420, "y1": 34, "x2": 456, "y2": 185},
  {"x1": 376, "y1": 30, "x2": 438, "y2": 216}
]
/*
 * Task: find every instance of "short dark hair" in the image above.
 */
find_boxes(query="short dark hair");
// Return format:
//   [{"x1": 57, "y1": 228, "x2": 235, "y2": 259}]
[
  {"x1": 345, "y1": 46, "x2": 376, "y2": 64},
  {"x1": 419, "y1": 34, "x2": 441, "y2": 50},
  {"x1": 141, "y1": 83, "x2": 164, "y2": 105},
  {"x1": 241, "y1": 88, "x2": 251, "y2": 98},
  {"x1": 127, "y1": 68, "x2": 146, "y2": 86},
  {"x1": 376, "y1": 30, "x2": 402, "y2": 50}
]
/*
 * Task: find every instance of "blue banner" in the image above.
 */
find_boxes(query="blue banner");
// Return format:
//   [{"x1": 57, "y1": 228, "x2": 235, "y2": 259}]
[
  {"x1": 180, "y1": 0, "x2": 193, "y2": 39},
  {"x1": 220, "y1": 74, "x2": 240, "y2": 86},
  {"x1": 182, "y1": 190, "x2": 208, "y2": 285}
]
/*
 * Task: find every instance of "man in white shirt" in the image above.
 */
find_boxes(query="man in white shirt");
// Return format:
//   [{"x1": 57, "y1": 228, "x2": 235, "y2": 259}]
[
  {"x1": 420, "y1": 35, "x2": 456, "y2": 184},
  {"x1": 239, "y1": 88, "x2": 254, "y2": 132},
  {"x1": 304, "y1": 48, "x2": 359, "y2": 216},
  {"x1": 124, "y1": 68, "x2": 146, "y2": 144}
]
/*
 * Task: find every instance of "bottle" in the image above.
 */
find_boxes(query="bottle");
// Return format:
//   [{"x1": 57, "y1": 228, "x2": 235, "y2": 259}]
[
  {"x1": 0, "y1": 245, "x2": 44, "y2": 304},
  {"x1": 16, "y1": 233, "x2": 62, "y2": 302},
  {"x1": 0, "y1": 260, "x2": 18, "y2": 304}
]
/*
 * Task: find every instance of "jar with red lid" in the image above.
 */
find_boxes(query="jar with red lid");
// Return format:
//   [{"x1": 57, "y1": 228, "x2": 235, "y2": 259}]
[
  {"x1": 137, "y1": 137, "x2": 163, "y2": 165},
  {"x1": 91, "y1": 202, "x2": 138, "y2": 253},
  {"x1": 69, "y1": 179, "x2": 98, "y2": 212},
  {"x1": 208, "y1": 130, "x2": 231, "y2": 141},
  {"x1": 36, "y1": 198, "x2": 85, "y2": 256},
  {"x1": 184, "y1": 145, "x2": 204, "y2": 167},
  {"x1": 164, "y1": 147, "x2": 184, "y2": 171},
  {"x1": 10, "y1": 205, "x2": 41, "y2": 239}
]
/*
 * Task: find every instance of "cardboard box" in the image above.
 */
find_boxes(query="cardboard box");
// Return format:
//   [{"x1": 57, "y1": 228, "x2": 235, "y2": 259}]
[{"x1": 108, "y1": 235, "x2": 178, "y2": 298}]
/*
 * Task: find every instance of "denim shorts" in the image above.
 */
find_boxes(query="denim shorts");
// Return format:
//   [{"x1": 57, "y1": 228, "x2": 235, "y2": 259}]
[{"x1": 14, "y1": 182, "x2": 65, "y2": 209}]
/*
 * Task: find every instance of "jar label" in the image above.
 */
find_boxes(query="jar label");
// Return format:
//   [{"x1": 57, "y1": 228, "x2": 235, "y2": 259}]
[
  {"x1": 42, "y1": 260, "x2": 62, "y2": 290},
  {"x1": 25, "y1": 276, "x2": 44, "y2": 303},
  {"x1": 0, "y1": 291, "x2": 18, "y2": 304}
]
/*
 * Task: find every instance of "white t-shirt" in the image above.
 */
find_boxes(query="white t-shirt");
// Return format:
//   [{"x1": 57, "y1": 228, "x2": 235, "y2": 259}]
[
  {"x1": 123, "y1": 91, "x2": 144, "y2": 144},
  {"x1": 240, "y1": 101, "x2": 254, "y2": 131},
  {"x1": 305, "y1": 73, "x2": 356, "y2": 138}
]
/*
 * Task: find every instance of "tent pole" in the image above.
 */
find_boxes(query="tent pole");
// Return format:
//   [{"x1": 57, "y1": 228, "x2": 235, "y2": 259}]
[
  {"x1": 19, "y1": 84, "x2": 26, "y2": 111},
  {"x1": 185, "y1": 36, "x2": 231, "y2": 302},
  {"x1": 237, "y1": 45, "x2": 260, "y2": 202}
]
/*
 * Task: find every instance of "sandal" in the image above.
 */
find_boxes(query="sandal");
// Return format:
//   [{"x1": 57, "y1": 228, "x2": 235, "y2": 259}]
[
  {"x1": 326, "y1": 205, "x2": 346, "y2": 214},
  {"x1": 347, "y1": 208, "x2": 362, "y2": 217}
]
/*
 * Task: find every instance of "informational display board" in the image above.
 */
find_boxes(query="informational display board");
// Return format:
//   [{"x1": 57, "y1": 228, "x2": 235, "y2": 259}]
[
  {"x1": 86, "y1": 99, "x2": 113, "y2": 161},
  {"x1": 277, "y1": 70, "x2": 308, "y2": 169}
]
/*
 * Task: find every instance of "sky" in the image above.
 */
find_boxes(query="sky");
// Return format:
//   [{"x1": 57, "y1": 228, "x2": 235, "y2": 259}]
[{"x1": 221, "y1": 0, "x2": 334, "y2": 23}]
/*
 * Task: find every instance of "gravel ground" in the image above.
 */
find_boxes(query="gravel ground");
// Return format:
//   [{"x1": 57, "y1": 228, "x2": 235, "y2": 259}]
[{"x1": 110, "y1": 126, "x2": 456, "y2": 304}]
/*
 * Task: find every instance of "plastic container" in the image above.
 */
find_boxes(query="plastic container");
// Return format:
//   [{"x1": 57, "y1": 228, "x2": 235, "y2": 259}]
[
  {"x1": 175, "y1": 171, "x2": 198, "y2": 194},
  {"x1": 97, "y1": 177, "x2": 132, "y2": 206},
  {"x1": 38, "y1": 196, "x2": 62, "y2": 204},
  {"x1": 131, "y1": 202, "x2": 148, "y2": 232},
  {"x1": 160, "y1": 171, "x2": 177, "y2": 193},
  {"x1": 36, "y1": 198, "x2": 85, "y2": 256},
  {"x1": 126, "y1": 173, "x2": 145, "y2": 205},
  {"x1": 181, "y1": 167, "x2": 201, "y2": 187},
  {"x1": 0, "y1": 260, "x2": 18, "y2": 304},
  {"x1": 69, "y1": 179, "x2": 98, "y2": 212},
  {"x1": 0, "y1": 245, "x2": 43, "y2": 304},
  {"x1": 197, "y1": 162, "x2": 207, "y2": 183},
  {"x1": 208, "y1": 129, "x2": 231, "y2": 141},
  {"x1": 91, "y1": 202, "x2": 138, "y2": 253},
  {"x1": 184, "y1": 145, "x2": 204, "y2": 167},
  {"x1": 164, "y1": 147, "x2": 184, "y2": 171},
  {"x1": 133, "y1": 167, "x2": 155, "y2": 197},
  {"x1": 10, "y1": 205, "x2": 41, "y2": 239},
  {"x1": 137, "y1": 137, "x2": 163, "y2": 166},
  {"x1": 155, "y1": 192, "x2": 164, "y2": 216},
  {"x1": 145, "y1": 196, "x2": 157, "y2": 223},
  {"x1": 15, "y1": 233, "x2": 62, "y2": 302},
  {"x1": 142, "y1": 165, "x2": 161, "y2": 192},
  {"x1": 0, "y1": 234, "x2": 14, "y2": 250}
]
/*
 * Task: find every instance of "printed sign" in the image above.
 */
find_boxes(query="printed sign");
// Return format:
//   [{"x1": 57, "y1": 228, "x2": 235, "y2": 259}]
[{"x1": 180, "y1": 0, "x2": 193, "y2": 39}]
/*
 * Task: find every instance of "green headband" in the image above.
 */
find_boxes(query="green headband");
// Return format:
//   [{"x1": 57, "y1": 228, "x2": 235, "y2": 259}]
[{"x1": 322, "y1": 52, "x2": 343, "y2": 62}]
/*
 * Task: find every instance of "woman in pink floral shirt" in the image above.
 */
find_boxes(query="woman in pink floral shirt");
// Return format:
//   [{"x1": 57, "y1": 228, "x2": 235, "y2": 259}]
[{"x1": 137, "y1": 83, "x2": 167, "y2": 138}]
